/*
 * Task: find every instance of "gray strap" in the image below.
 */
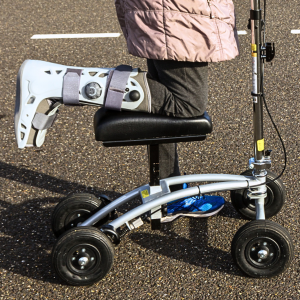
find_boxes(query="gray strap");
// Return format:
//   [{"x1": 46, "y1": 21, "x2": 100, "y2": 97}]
[
  {"x1": 104, "y1": 65, "x2": 132, "y2": 111},
  {"x1": 32, "y1": 112, "x2": 57, "y2": 130},
  {"x1": 63, "y1": 68, "x2": 83, "y2": 105}
]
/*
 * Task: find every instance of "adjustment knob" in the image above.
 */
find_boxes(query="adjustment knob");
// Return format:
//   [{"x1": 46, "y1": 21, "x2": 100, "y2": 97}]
[
  {"x1": 129, "y1": 90, "x2": 140, "y2": 101},
  {"x1": 85, "y1": 82, "x2": 102, "y2": 99}
]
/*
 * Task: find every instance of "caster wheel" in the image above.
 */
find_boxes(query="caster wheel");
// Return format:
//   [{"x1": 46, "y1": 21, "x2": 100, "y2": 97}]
[
  {"x1": 231, "y1": 170, "x2": 285, "y2": 219},
  {"x1": 231, "y1": 220, "x2": 294, "y2": 278},
  {"x1": 52, "y1": 226, "x2": 114, "y2": 286},
  {"x1": 52, "y1": 193, "x2": 110, "y2": 238}
]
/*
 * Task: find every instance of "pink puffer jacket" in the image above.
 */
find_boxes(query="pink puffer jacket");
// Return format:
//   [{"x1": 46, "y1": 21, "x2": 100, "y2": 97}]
[{"x1": 115, "y1": 0, "x2": 239, "y2": 62}]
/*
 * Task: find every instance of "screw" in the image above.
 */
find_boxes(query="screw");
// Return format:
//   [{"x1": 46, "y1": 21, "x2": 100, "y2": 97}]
[
  {"x1": 258, "y1": 259, "x2": 262, "y2": 262},
  {"x1": 77, "y1": 214, "x2": 81, "y2": 217},
  {"x1": 82, "y1": 248, "x2": 86, "y2": 253},
  {"x1": 251, "y1": 247, "x2": 256, "y2": 251},
  {"x1": 81, "y1": 266, "x2": 84, "y2": 270},
  {"x1": 270, "y1": 253, "x2": 274, "y2": 257},
  {"x1": 91, "y1": 257, "x2": 94, "y2": 261},
  {"x1": 72, "y1": 257, "x2": 76, "y2": 261},
  {"x1": 263, "y1": 242, "x2": 267, "y2": 246}
]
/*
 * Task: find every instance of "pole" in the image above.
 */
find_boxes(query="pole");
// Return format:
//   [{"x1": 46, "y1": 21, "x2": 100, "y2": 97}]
[{"x1": 250, "y1": 0, "x2": 264, "y2": 162}]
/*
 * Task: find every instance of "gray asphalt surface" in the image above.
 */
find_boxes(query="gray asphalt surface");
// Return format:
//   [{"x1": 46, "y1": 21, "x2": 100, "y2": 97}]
[{"x1": 0, "y1": 0, "x2": 299, "y2": 299}]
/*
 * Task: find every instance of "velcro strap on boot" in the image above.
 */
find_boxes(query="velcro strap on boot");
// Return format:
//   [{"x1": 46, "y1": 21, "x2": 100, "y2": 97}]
[
  {"x1": 32, "y1": 112, "x2": 57, "y2": 130},
  {"x1": 104, "y1": 65, "x2": 132, "y2": 111},
  {"x1": 63, "y1": 68, "x2": 83, "y2": 105},
  {"x1": 32, "y1": 102, "x2": 61, "y2": 130}
]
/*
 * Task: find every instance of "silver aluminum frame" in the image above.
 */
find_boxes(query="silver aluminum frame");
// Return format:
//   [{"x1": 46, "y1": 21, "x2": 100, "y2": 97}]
[{"x1": 80, "y1": 174, "x2": 264, "y2": 230}]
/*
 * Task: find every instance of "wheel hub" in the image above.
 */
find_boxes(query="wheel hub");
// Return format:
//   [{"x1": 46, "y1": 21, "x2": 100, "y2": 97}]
[
  {"x1": 78, "y1": 256, "x2": 89, "y2": 266},
  {"x1": 246, "y1": 237, "x2": 280, "y2": 268},
  {"x1": 257, "y1": 249, "x2": 269, "y2": 259},
  {"x1": 65, "y1": 209, "x2": 91, "y2": 229},
  {"x1": 67, "y1": 244, "x2": 100, "y2": 274}
]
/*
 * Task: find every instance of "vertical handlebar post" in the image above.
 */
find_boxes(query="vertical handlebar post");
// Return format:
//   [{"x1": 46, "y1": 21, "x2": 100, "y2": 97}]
[{"x1": 250, "y1": 0, "x2": 264, "y2": 162}]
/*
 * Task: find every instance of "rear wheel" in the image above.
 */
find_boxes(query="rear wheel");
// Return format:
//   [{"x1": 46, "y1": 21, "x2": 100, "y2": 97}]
[
  {"x1": 52, "y1": 227, "x2": 114, "y2": 285},
  {"x1": 52, "y1": 193, "x2": 109, "y2": 238}
]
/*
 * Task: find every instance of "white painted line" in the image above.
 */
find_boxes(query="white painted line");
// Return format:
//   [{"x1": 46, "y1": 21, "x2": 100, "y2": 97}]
[
  {"x1": 237, "y1": 30, "x2": 247, "y2": 35},
  {"x1": 31, "y1": 33, "x2": 121, "y2": 39},
  {"x1": 291, "y1": 30, "x2": 300, "y2": 34}
]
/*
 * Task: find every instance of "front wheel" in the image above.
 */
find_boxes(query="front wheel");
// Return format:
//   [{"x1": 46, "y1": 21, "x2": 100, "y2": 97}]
[
  {"x1": 230, "y1": 170, "x2": 285, "y2": 219},
  {"x1": 231, "y1": 220, "x2": 294, "y2": 278},
  {"x1": 52, "y1": 227, "x2": 114, "y2": 286}
]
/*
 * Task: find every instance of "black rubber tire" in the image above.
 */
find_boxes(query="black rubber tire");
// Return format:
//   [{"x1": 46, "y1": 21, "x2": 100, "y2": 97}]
[
  {"x1": 230, "y1": 170, "x2": 285, "y2": 219},
  {"x1": 52, "y1": 226, "x2": 114, "y2": 286},
  {"x1": 52, "y1": 193, "x2": 109, "y2": 238},
  {"x1": 231, "y1": 220, "x2": 294, "y2": 278}
]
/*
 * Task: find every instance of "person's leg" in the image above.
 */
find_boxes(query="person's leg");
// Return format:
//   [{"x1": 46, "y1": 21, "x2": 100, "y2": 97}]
[
  {"x1": 147, "y1": 59, "x2": 181, "y2": 179},
  {"x1": 147, "y1": 59, "x2": 208, "y2": 184},
  {"x1": 147, "y1": 59, "x2": 208, "y2": 117}
]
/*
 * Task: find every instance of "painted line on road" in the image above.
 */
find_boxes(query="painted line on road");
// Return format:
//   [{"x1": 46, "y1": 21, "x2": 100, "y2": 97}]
[
  {"x1": 31, "y1": 30, "x2": 299, "y2": 40},
  {"x1": 31, "y1": 33, "x2": 121, "y2": 39}
]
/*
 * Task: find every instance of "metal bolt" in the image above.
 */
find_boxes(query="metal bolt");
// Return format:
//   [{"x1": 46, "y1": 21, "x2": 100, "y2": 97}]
[
  {"x1": 270, "y1": 253, "x2": 274, "y2": 257},
  {"x1": 77, "y1": 214, "x2": 81, "y2": 217},
  {"x1": 91, "y1": 257, "x2": 94, "y2": 261},
  {"x1": 81, "y1": 266, "x2": 85, "y2": 270},
  {"x1": 263, "y1": 242, "x2": 267, "y2": 246},
  {"x1": 258, "y1": 259, "x2": 262, "y2": 262},
  {"x1": 258, "y1": 249, "x2": 268, "y2": 259},
  {"x1": 82, "y1": 248, "x2": 86, "y2": 253},
  {"x1": 72, "y1": 257, "x2": 76, "y2": 261},
  {"x1": 251, "y1": 247, "x2": 256, "y2": 251},
  {"x1": 78, "y1": 257, "x2": 89, "y2": 266}
]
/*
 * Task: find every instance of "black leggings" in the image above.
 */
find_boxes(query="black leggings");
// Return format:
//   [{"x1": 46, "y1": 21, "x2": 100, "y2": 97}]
[{"x1": 146, "y1": 59, "x2": 208, "y2": 181}]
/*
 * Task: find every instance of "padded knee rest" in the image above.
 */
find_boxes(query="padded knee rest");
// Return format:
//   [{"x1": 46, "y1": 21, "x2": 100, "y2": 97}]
[{"x1": 94, "y1": 108, "x2": 212, "y2": 146}]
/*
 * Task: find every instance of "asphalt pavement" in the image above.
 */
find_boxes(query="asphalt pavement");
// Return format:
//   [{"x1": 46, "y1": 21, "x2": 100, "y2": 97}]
[{"x1": 0, "y1": 0, "x2": 299, "y2": 299}]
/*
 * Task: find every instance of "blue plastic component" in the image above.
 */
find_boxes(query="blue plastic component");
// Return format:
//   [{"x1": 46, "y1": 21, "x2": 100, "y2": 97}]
[{"x1": 167, "y1": 195, "x2": 225, "y2": 214}]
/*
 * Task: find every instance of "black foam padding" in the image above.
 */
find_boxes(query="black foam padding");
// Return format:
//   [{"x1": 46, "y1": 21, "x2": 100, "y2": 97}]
[{"x1": 94, "y1": 108, "x2": 212, "y2": 142}]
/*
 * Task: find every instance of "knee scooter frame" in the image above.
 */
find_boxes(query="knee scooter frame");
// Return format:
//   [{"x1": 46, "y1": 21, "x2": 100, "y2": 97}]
[{"x1": 50, "y1": 0, "x2": 294, "y2": 285}]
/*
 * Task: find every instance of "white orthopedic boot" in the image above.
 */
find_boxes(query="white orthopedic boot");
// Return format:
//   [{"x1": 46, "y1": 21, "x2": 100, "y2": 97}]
[{"x1": 14, "y1": 60, "x2": 151, "y2": 148}]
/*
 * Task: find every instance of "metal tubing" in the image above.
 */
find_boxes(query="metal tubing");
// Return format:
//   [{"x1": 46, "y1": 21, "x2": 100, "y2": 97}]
[
  {"x1": 108, "y1": 186, "x2": 200, "y2": 229},
  {"x1": 80, "y1": 188, "x2": 141, "y2": 226},
  {"x1": 255, "y1": 198, "x2": 265, "y2": 220},
  {"x1": 81, "y1": 175, "x2": 259, "y2": 227},
  {"x1": 108, "y1": 178, "x2": 260, "y2": 230},
  {"x1": 251, "y1": 0, "x2": 264, "y2": 161},
  {"x1": 199, "y1": 181, "x2": 253, "y2": 194},
  {"x1": 163, "y1": 174, "x2": 258, "y2": 187}
]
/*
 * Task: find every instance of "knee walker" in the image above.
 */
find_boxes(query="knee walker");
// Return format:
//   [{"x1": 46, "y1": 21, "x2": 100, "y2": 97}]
[{"x1": 14, "y1": 0, "x2": 294, "y2": 286}]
